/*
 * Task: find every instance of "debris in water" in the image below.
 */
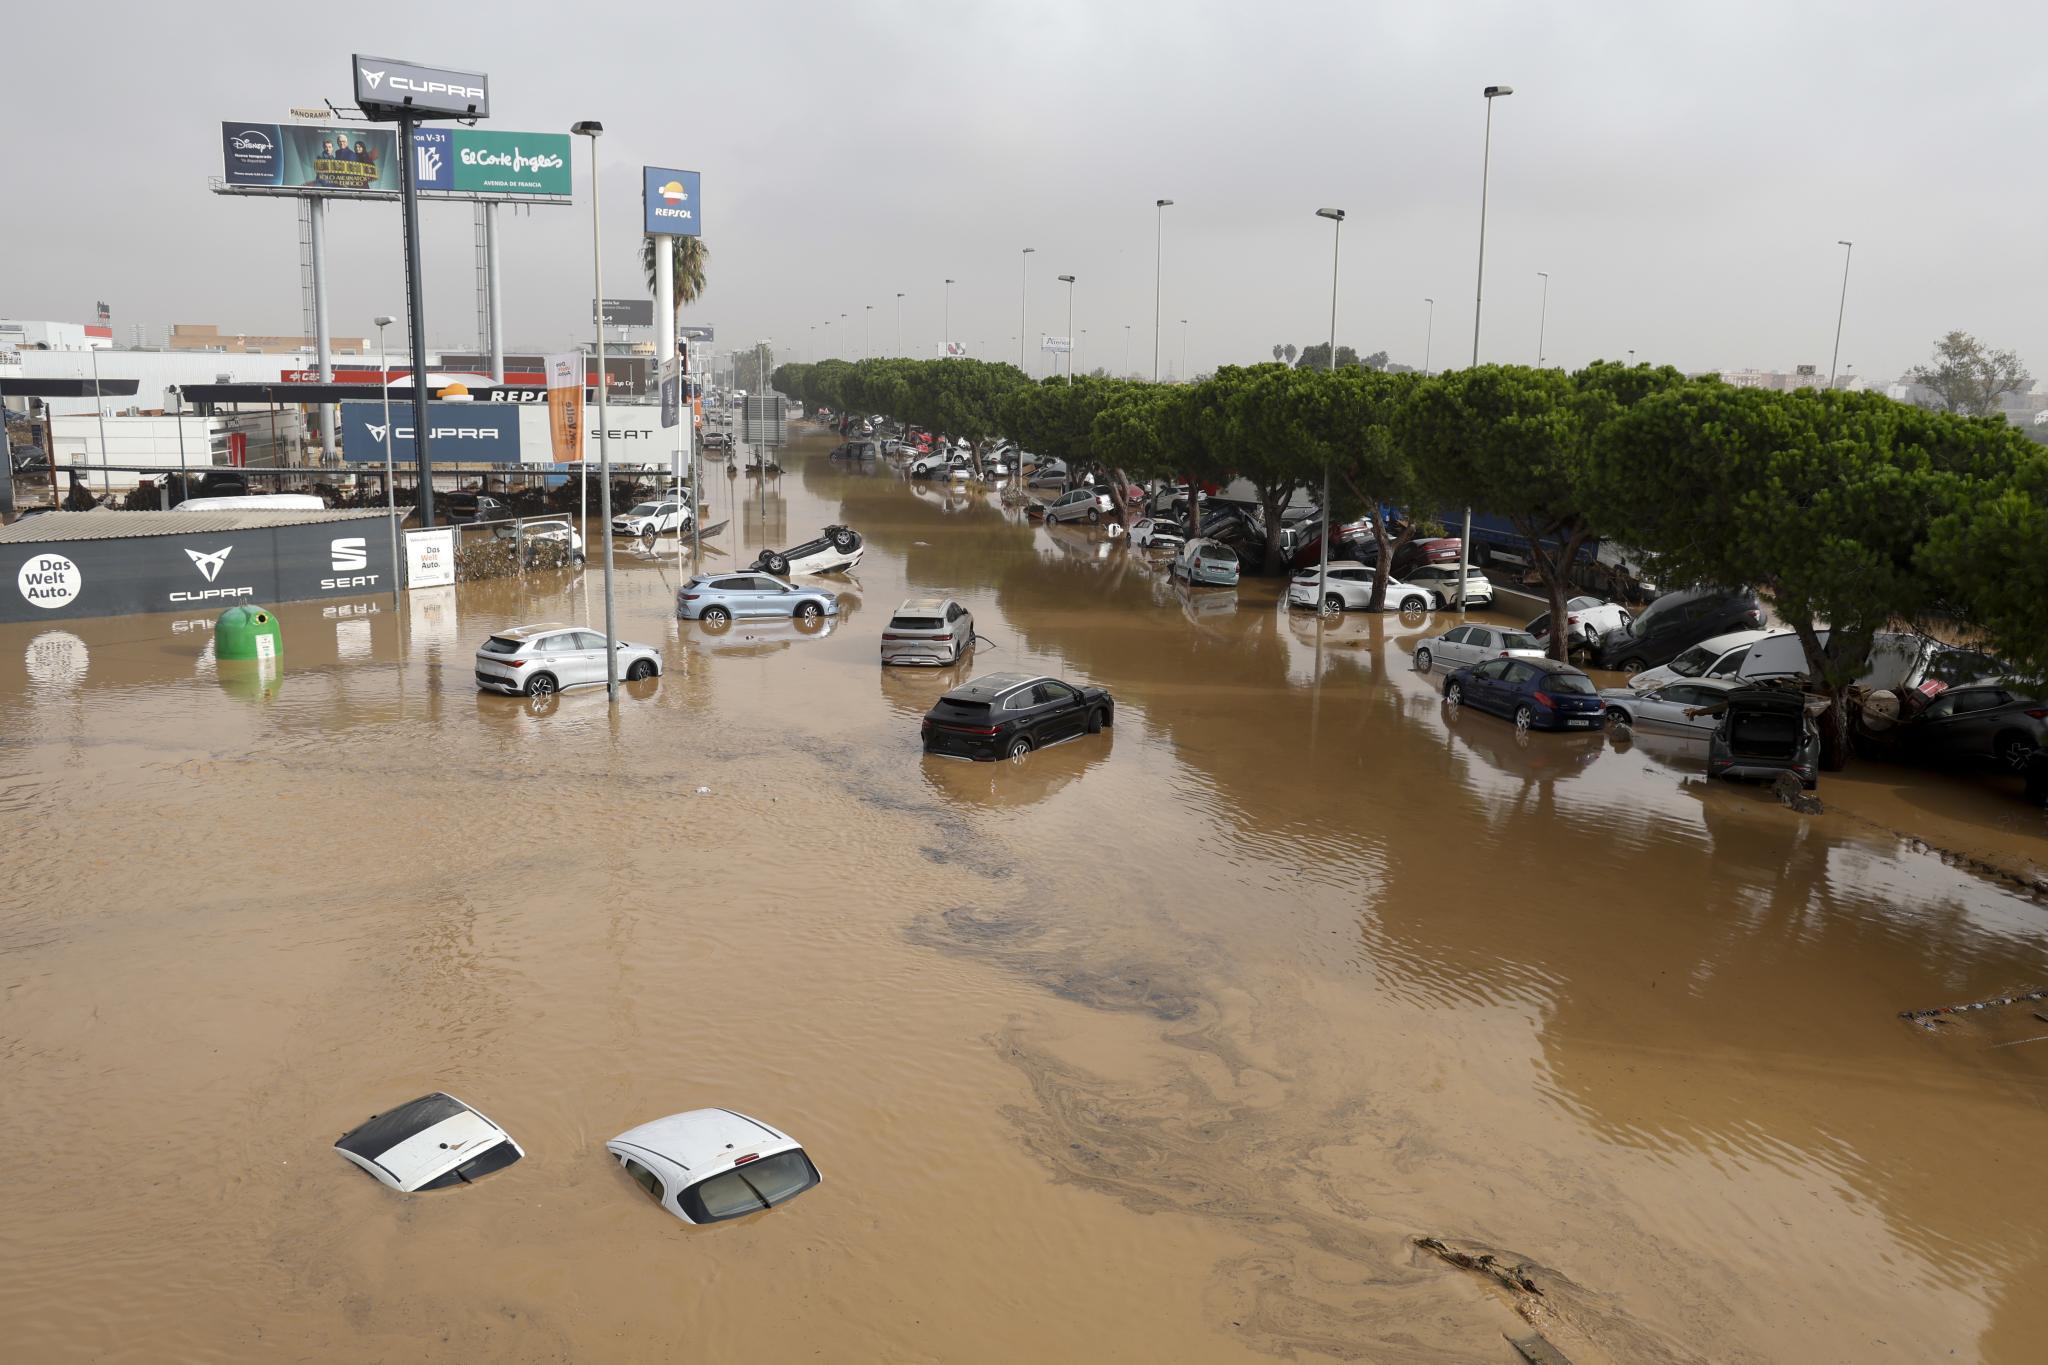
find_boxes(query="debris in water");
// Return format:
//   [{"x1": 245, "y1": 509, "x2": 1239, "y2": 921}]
[
  {"x1": 1771, "y1": 772, "x2": 1823, "y2": 814},
  {"x1": 1899, "y1": 985, "x2": 2048, "y2": 1022},
  {"x1": 1508, "y1": 1333, "x2": 1574, "y2": 1365},
  {"x1": 695, "y1": 786, "x2": 711, "y2": 795}
]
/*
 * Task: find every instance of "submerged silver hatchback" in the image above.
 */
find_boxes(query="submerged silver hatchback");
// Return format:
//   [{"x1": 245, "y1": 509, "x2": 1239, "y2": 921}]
[{"x1": 881, "y1": 595, "x2": 975, "y2": 666}]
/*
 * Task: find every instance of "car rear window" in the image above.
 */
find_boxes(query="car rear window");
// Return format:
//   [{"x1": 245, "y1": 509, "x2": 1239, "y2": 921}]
[
  {"x1": 481, "y1": 636, "x2": 523, "y2": 655},
  {"x1": 1500, "y1": 631, "x2": 1541, "y2": 650},
  {"x1": 890, "y1": 616, "x2": 943, "y2": 630},
  {"x1": 1546, "y1": 672, "x2": 1597, "y2": 695},
  {"x1": 679, "y1": 1150, "x2": 821, "y2": 1223},
  {"x1": 417, "y1": 1137, "x2": 523, "y2": 1191}
]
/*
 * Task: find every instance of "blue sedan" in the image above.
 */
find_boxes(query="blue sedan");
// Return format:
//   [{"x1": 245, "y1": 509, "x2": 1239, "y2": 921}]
[{"x1": 1443, "y1": 656, "x2": 1606, "y2": 733}]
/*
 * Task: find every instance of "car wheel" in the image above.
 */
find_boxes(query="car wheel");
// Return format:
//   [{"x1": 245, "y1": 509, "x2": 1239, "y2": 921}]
[
  {"x1": 700, "y1": 605, "x2": 732, "y2": 627},
  {"x1": 573, "y1": 552, "x2": 587, "y2": 566},
  {"x1": 1087, "y1": 508, "x2": 1102, "y2": 524},
  {"x1": 1617, "y1": 656, "x2": 1647, "y2": 674},
  {"x1": 1605, "y1": 708, "x2": 1631, "y2": 729},
  {"x1": 1997, "y1": 734, "x2": 2037, "y2": 773},
  {"x1": 627, "y1": 659, "x2": 656, "y2": 681},
  {"x1": 1415, "y1": 647, "x2": 1433, "y2": 673},
  {"x1": 830, "y1": 529, "x2": 858, "y2": 552},
  {"x1": 525, "y1": 672, "x2": 558, "y2": 697},
  {"x1": 640, "y1": 528, "x2": 657, "y2": 549},
  {"x1": 1086, "y1": 707, "x2": 1105, "y2": 734},
  {"x1": 1400, "y1": 595, "x2": 1427, "y2": 613},
  {"x1": 1007, "y1": 735, "x2": 1032, "y2": 760},
  {"x1": 1446, "y1": 682, "x2": 1463, "y2": 707},
  {"x1": 1323, "y1": 593, "x2": 1345, "y2": 614},
  {"x1": 1515, "y1": 704, "x2": 1536, "y2": 733},
  {"x1": 795, "y1": 600, "x2": 823, "y2": 622},
  {"x1": 764, "y1": 552, "x2": 790, "y2": 576}
]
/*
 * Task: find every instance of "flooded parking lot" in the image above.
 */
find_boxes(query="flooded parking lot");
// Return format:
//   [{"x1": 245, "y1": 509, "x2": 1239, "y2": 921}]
[{"x1": 4, "y1": 427, "x2": 2047, "y2": 1363}]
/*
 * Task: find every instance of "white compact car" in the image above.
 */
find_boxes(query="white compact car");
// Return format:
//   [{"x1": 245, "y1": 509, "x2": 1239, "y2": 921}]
[
  {"x1": 1411, "y1": 623, "x2": 1548, "y2": 674},
  {"x1": 475, "y1": 622, "x2": 663, "y2": 696},
  {"x1": 335, "y1": 1092, "x2": 524, "y2": 1193},
  {"x1": 1625, "y1": 629, "x2": 1769, "y2": 690},
  {"x1": 1403, "y1": 562, "x2": 1495, "y2": 609},
  {"x1": 606, "y1": 1109, "x2": 822, "y2": 1225},
  {"x1": 1286, "y1": 561, "x2": 1432, "y2": 613},
  {"x1": 882, "y1": 594, "x2": 976, "y2": 666},
  {"x1": 612, "y1": 499, "x2": 691, "y2": 541}
]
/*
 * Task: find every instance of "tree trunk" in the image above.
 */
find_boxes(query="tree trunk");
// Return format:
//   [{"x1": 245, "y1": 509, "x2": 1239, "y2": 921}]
[
  {"x1": 1260, "y1": 485, "x2": 1292, "y2": 577},
  {"x1": 1792, "y1": 620, "x2": 1854, "y2": 771},
  {"x1": 1528, "y1": 526, "x2": 1590, "y2": 664}
]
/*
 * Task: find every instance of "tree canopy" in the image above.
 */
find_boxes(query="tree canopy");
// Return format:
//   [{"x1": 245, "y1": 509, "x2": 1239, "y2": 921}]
[{"x1": 1911, "y1": 330, "x2": 2032, "y2": 416}]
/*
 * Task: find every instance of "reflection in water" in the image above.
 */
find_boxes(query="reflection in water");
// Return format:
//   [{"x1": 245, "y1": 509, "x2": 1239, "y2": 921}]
[{"x1": 2, "y1": 425, "x2": 2046, "y2": 1363}]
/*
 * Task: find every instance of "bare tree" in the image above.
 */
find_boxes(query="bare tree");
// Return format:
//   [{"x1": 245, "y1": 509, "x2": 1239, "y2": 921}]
[{"x1": 1911, "y1": 331, "x2": 2033, "y2": 416}]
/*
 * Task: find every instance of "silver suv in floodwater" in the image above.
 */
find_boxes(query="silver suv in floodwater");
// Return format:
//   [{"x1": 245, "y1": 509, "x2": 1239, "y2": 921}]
[
  {"x1": 882, "y1": 595, "x2": 975, "y2": 666},
  {"x1": 475, "y1": 622, "x2": 663, "y2": 696}
]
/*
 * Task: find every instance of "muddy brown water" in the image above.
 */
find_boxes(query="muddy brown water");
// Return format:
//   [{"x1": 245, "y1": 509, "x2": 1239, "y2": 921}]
[{"x1": 3, "y1": 429, "x2": 2046, "y2": 1363}]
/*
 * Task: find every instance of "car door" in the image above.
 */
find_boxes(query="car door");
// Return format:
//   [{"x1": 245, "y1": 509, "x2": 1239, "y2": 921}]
[
  {"x1": 567, "y1": 630, "x2": 612, "y2": 686},
  {"x1": 1906, "y1": 688, "x2": 2001, "y2": 759},
  {"x1": 946, "y1": 603, "x2": 971, "y2": 655},
  {"x1": 1433, "y1": 626, "x2": 1475, "y2": 666},
  {"x1": 1035, "y1": 680, "x2": 1083, "y2": 742},
  {"x1": 742, "y1": 577, "x2": 791, "y2": 618},
  {"x1": 1461, "y1": 658, "x2": 1508, "y2": 713},
  {"x1": 1465, "y1": 627, "x2": 1499, "y2": 660}
]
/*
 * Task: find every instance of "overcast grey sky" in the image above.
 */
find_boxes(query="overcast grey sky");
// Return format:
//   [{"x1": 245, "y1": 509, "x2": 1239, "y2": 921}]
[{"x1": 6, "y1": 2, "x2": 2044, "y2": 385}]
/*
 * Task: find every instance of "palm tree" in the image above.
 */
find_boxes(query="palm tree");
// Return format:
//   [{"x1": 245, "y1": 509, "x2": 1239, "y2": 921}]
[
  {"x1": 1283, "y1": 343, "x2": 1298, "y2": 367},
  {"x1": 639, "y1": 235, "x2": 709, "y2": 326},
  {"x1": 1271, "y1": 343, "x2": 1283, "y2": 362}
]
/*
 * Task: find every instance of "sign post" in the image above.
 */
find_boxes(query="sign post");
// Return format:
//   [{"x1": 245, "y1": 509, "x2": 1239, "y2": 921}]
[
  {"x1": 350, "y1": 53, "x2": 492, "y2": 529},
  {"x1": 643, "y1": 163, "x2": 702, "y2": 568}
]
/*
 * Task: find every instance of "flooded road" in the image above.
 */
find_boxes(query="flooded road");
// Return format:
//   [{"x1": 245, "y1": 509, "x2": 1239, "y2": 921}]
[{"x1": 4, "y1": 427, "x2": 2046, "y2": 1363}]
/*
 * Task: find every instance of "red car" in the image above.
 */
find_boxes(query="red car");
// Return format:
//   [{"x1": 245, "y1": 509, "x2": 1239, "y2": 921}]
[{"x1": 1393, "y1": 536, "x2": 1462, "y2": 575}]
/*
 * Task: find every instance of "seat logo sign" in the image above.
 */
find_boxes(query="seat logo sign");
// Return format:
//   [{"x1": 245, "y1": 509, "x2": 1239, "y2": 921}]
[
  {"x1": 186, "y1": 546, "x2": 233, "y2": 582},
  {"x1": 171, "y1": 545, "x2": 252, "y2": 603},
  {"x1": 323, "y1": 536, "x2": 379, "y2": 591}
]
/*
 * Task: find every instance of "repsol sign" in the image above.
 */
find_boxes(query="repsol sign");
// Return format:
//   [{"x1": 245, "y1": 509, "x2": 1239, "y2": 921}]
[{"x1": 1, "y1": 519, "x2": 398, "y2": 624}]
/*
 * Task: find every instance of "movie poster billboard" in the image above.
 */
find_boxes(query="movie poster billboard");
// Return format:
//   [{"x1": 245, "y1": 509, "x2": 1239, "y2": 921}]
[
  {"x1": 221, "y1": 123, "x2": 399, "y2": 193},
  {"x1": 545, "y1": 354, "x2": 584, "y2": 463}
]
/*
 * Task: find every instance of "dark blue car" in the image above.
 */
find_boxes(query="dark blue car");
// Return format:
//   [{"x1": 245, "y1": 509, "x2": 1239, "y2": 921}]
[{"x1": 1444, "y1": 656, "x2": 1606, "y2": 733}]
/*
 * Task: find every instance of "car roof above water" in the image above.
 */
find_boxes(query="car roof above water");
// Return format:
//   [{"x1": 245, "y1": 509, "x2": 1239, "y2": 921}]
[
  {"x1": 894, "y1": 594, "x2": 954, "y2": 615},
  {"x1": 494, "y1": 622, "x2": 575, "y2": 640},
  {"x1": 943, "y1": 671, "x2": 1043, "y2": 702}
]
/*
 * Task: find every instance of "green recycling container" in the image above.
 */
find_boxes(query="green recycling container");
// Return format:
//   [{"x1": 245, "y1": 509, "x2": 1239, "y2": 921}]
[{"x1": 216, "y1": 605, "x2": 283, "y2": 663}]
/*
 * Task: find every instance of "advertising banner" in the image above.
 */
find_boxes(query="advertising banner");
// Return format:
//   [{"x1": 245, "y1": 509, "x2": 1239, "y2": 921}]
[
  {"x1": 642, "y1": 166, "x2": 703, "y2": 236},
  {"x1": 453, "y1": 130, "x2": 572, "y2": 196},
  {"x1": 222, "y1": 122, "x2": 400, "y2": 193},
  {"x1": 223, "y1": 123, "x2": 565, "y2": 199},
  {"x1": 340, "y1": 402, "x2": 521, "y2": 463},
  {"x1": 545, "y1": 353, "x2": 584, "y2": 463},
  {"x1": 403, "y1": 529, "x2": 458, "y2": 589},
  {"x1": 4, "y1": 518, "x2": 397, "y2": 624},
  {"x1": 599, "y1": 299, "x2": 654, "y2": 328},
  {"x1": 679, "y1": 325, "x2": 715, "y2": 344},
  {"x1": 352, "y1": 54, "x2": 490, "y2": 121},
  {"x1": 1040, "y1": 334, "x2": 1073, "y2": 354}
]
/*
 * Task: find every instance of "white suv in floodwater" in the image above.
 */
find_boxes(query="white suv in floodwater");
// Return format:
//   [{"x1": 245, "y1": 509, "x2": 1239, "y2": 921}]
[{"x1": 475, "y1": 623, "x2": 663, "y2": 696}]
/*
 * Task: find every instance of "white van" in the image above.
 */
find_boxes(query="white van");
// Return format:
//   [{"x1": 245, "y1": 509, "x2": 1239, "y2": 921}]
[{"x1": 175, "y1": 493, "x2": 328, "y2": 512}]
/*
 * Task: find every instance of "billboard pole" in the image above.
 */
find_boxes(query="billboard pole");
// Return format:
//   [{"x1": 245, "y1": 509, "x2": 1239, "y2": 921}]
[
  {"x1": 485, "y1": 201, "x2": 506, "y2": 383},
  {"x1": 398, "y1": 112, "x2": 435, "y2": 527},
  {"x1": 309, "y1": 197, "x2": 336, "y2": 463}
]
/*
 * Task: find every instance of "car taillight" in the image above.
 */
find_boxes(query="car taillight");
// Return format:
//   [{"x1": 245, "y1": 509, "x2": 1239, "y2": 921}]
[
  {"x1": 1566, "y1": 615, "x2": 1580, "y2": 624},
  {"x1": 682, "y1": 593, "x2": 700, "y2": 600},
  {"x1": 1532, "y1": 690, "x2": 1554, "y2": 708},
  {"x1": 2027, "y1": 709, "x2": 2048, "y2": 720}
]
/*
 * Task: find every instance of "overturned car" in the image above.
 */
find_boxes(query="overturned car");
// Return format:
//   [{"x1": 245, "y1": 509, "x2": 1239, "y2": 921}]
[{"x1": 748, "y1": 525, "x2": 865, "y2": 576}]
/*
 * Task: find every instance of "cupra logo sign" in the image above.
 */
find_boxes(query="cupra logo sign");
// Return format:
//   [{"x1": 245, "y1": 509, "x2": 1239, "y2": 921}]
[
  {"x1": 186, "y1": 546, "x2": 233, "y2": 582},
  {"x1": 361, "y1": 68, "x2": 386, "y2": 90}
]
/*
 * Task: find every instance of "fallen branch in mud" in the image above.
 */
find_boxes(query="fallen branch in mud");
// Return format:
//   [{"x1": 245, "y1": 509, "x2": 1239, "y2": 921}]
[
  {"x1": 1898, "y1": 985, "x2": 2048, "y2": 1023},
  {"x1": 1415, "y1": 1237, "x2": 1544, "y2": 1297}
]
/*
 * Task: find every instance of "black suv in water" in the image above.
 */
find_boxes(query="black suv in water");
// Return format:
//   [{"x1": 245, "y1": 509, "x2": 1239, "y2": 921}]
[
  {"x1": 922, "y1": 671, "x2": 1114, "y2": 762},
  {"x1": 1708, "y1": 688, "x2": 1821, "y2": 790},
  {"x1": 1595, "y1": 585, "x2": 1764, "y2": 673}
]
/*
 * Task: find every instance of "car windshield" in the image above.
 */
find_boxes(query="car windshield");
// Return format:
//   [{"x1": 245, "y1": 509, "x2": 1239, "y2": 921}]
[
  {"x1": 1666, "y1": 645, "x2": 1713, "y2": 677},
  {"x1": 481, "y1": 636, "x2": 523, "y2": 655},
  {"x1": 627, "y1": 503, "x2": 660, "y2": 517},
  {"x1": 1500, "y1": 631, "x2": 1541, "y2": 650},
  {"x1": 1546, "y1": 672, "x2": 1597, "y2": 695},
  {"x1": 680, "y1": 1150, "x2": 821, "y2": 1223}
]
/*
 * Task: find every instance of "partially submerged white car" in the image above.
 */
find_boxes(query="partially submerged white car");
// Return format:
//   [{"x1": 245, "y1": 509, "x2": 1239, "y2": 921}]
[
  {"x1": 335, "y1": 1092, "x2": 524, "y2": 1192},
  {"x1": 606, "y1": 1108, "x2": 822, "y2": 1224}
]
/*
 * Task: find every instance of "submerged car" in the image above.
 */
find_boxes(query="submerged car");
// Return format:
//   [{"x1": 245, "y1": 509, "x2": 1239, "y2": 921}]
[
  {"x1": 1708, "y1": 688, "x2": 1820, "y2": 790},
  {"x1": 1595, "y1": 585, "x2": 1765, "y2": 673},
  {"x1": 1525, "y1": 595, "x2": 1632, "y2": 650},
  {"x1": 1129, "y1": 517, "x2": 1187, "y2": 553},
  {"x1": 882, "y1": 595, "x2": 976, "y2": 666},
  {"x1": 613, "y1": 499, "x2": 689, "y2": 541},
  {"x1": 475, "y1": 623, "x2": 663, "y2": 696},
  {"x1": 1597, "y1": 677, "x2": 1739, "y2": 733},
  {"x1": 701, "y1": 430, "x2": 733, "y2": 451},
  {"x1": 1037, "y1": 486, "x2": 1107, "y2": 524},
  {"x1": 1883, "y1": 683, "x2": 2047, "y2": 772},
  {"x1": 678, "y1": 573, "x2": 839, "y2": 626},
  {"x1": 1403, "y1": 562, "x2": 1495, "y2": 609},
  {"x1": 1624, "y1": 629, "x2": 1769, "y2": 690},
  {"x1": 1411, "y1": 623, "x2": 1547, "y2": 674},
  {"x1": 1286, "y1": 561, "x2": 1430, "y2": 613},
  {"x1": 922, "y1": 671, "x2": 1114, "y2": 761},
  {"x1": 606, "y1": 1109, "x2": 821, "y2": 1225},
  {"x1": 335, "y1": 1092, "x2": 523, "y2": 1192},
  {"x1": 1443, "y1": 656, "x2": 1606, "y2": 732},
  {"x1": 1170, "y1": 537, "x2": 1240, "y2": 587},
  {"x1": 749, "y1": 525, "x2": 864, "y2": 576}
]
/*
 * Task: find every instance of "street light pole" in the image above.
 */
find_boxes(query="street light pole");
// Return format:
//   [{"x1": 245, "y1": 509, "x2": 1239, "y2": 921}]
[
  {"x1": 1180, "y1": 319, "x2": 1188, "y2": 382},
  {"x1": 1423, "y1": 298, "x2": 1435, "y2": 377},
  {"x1": 1058, "y1": 275, "x2": 1076, "y2": 385},
  {"x1": 943, "y1": 279, "x2": 954, "y2": 356},
  {"x1": 1829, "y1": 240, "x2": 1854, "y2": 390},
  {"x1": 1019, "y1": 248, "x2": 1035, "y2": 373},
  {"x1": 1315, "y1": 208, "x2": 1345, "y2": 614},
  {"x1": 864, "y1": 305, "x2": 872, "y2": 360},
  {"x1": 1536, "y1": 271, "x2": 1550, "y2": 366},
  {"x1": 1153, "y1": 198, "x2": 1173, "y2": 381},
  {"x1": 1462, "y1": 83, "x2": 1513, "y2": 618},
  {"x1": 572, "y1": 119, "x2": 619, "y2": 704},
  {"x1": 895, "y1": 292, "x2": 904, "y2": 356},
  {"x1": 376, "y1": 314, "x2": 399, "y2": 609}
]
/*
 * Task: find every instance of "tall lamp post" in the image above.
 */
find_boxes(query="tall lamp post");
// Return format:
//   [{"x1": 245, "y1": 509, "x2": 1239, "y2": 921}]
[
  {"x1": 1180, "y1": 319, "x2": 1188, "y2": 382},
  {"x1": 943, "y1": 278, "x2": 955, "y2": 356},
  {"x1": 1829, "y1": 240, "x2": 1854, "y2": 390},
  {"x1": 1536, "y1": 271, "x2": 1550, "y2": 366},
  {"x1": 1153, "y1": 199, "x2": 1174, "y2": 381},
  {"x1": 375, "y1": 314, "x2": 400, "y2": 608},
  {"x1": 1314, "y1": 208, "x2": 1345, "y2": 613},
  {"x1": 1019, "y1": 248, "x2": 1035, "y2": 373},
  {"x1": 864, "y1": 304, "x2": 872, "y2": 360},
  {"x1": 895, "y1": 292, "x2": 904, "y2": 357},
  {"x1": 1057, "y1": 275, "x2": 1076, "y2": 385},
  {"x1": 1423, "y1": 297, "x2": 1435, "y2": 377},
  {"x1": 571, "y1": 119, "x2": 620, "y2": 703},
  {"x1": 1460, "y1": 82, "x2": 1513, "y2": 617}
]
